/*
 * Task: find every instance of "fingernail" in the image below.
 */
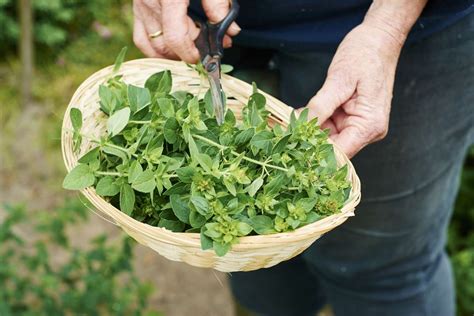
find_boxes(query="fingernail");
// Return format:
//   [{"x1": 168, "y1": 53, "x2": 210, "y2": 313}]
[{"x1": 230, "y1": 23, "x2": 241, "y2": 34}]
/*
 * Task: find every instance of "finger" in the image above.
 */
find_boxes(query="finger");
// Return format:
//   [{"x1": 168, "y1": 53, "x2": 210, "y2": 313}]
[
  {"x1": 202, "y1": 0, "x2": 241, "y2": 36},
  {"x1": 140, "y1": 10, "x2": 179, "y2": 59},
  {"x1": 161, "y1": 0, "x2": 200, "y2": 63},
  {"x1": 149, "y1": 37, "x2": 180, "y2": 60},
  {"x1": 223, "y1": 35, "x2": 232, "y2": 48},
  {"x1": 144, "y1": 25, "x2": 179, "y2": 59},
  {"x1": 138, "y1": 6, "x2": 168, "y2": 54},
  {"x1": 187, "y1": 17, "x2": 201, "y2": 40},
  {"x1": 331, "y1": 126, "x2": 368, "y2": 158},
  {"x1": 133, "y1": 19, "x2": 161, "y2": 57},
  {"x1": 321, "y1": 119, "x2": 338, "y2": 136},
  {"x1": 307, "y1": 77, "x2": 355, "y2": 125},
  {"x1": 331, "y1": 106, "x2": 350, "y2": 132}
]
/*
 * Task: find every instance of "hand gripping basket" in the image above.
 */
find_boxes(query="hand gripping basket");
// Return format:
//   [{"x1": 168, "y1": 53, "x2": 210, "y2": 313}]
[{"x1": 61, "y1": 58, "x2": 361, "y2": 272}]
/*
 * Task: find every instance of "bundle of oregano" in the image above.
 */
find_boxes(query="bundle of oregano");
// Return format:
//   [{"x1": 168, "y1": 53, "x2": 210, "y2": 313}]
[{"x1": 63, "y1": 53, "x2": 351, "y2": 256}]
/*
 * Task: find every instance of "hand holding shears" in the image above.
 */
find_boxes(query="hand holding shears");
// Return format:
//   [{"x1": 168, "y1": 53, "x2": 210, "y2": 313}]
[{"x1": 194, "y1": 0, "x2": 240, "y2": 125}]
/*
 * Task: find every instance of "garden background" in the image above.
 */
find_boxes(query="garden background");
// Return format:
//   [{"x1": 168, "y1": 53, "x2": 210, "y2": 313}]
[{"x1": 1, "y1": 1, "x2": 473, "y2": 315}]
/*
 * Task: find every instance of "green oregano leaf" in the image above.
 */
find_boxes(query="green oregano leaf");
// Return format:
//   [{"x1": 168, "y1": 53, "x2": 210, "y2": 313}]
[
  {"x1": 128, "y1": 160, "x2": 143, "y2": 184},
  {"x1": 120, "y1": 183, "x2": 135, "y2": 215},
  {"x1": 95, "y1": 176, "x2": 120, "y2": 196},
  {"x1": 297, "y1": 197, "x2": 318, "y2": 211},
  {"x1": 236, "y1": 222, "x2": 252, "y2": 235},
  {"x1": 99, "y1": 85, "x2": 116, "y2": 115},
  {"x1": 213, "y1": 241, "x2": 231, "y2": 257},
  {"x1": 250, "y1": 131, "x2": 273, "y2": 155},
  {"x1": 158, "y1": 218, "x2": 185, "y2": 232},
  {"x1": 195, "y1": 153, "x2": 213, "y2": 173},
  {"x1": 189, "y1": 210, "x2": 206, "y2": 228},
  {"x1": 78, "y1": 147, "x2": 100, "y2": 164},
  {"x1": 131, "y1": 169, "x2": 155, "y2": 193},
  {"x1": 107, "y1": 107, "x2": 130, "y2": 136},
  {"x1": 70, "y1": 108, "x2": 82, "y2": 131},
  {"x1": 62, "y1": 164, "x2": 95, "y2": 190},
  {"x1": 163, "y1": 117, "x2": 179, "y2": 144},
  {"x1": 264, "y1": 174, "x2": 288, "y2": 195},
  {"x1": 200, "y1": 227, "x2": 214, "y2": 250},
  {"x1": 250, "y1": 215, "x2": 275, "y2": 234},
  {"x1": 158, "y1": 98, "x2": 175, "y2": 118},
  {"x1": 145, "y1": 70, "x2": 172, "y2": 95},
  {"x1": 221, "y1": 64, "x2": 234, "y2": 74},
  {"x1": 223, "y1": 177, "x2": 237, "y2": 196},
  {"x1": 102, "y1": 145, "x2": 128, "y2": 162},
  {"x1": 190, "y1": 196, "x2": 209, "y2": 216},
  {"x1": 235, "y1": 128, "x2": 255, "y2": 145},
  {"x1": 203, "y1": 89, "x2": 214, "y2": 116},
  {"x1": 128, "y1": 85, "x2": 151, "y2": 113},
  {"x1": 176, "y1": 166, "x2": 195, "y2": 183},
  {"x1": 113, "y1": 46, "x2": 127, "y2": 72},
  {"x1": 170, "y1": 195, "x2": 190, "y2": 224},
  {"x1": 246, "y1": 177, "x2": 264, "y2": 197},
  {"x1": 272, "y1": 134, "x2": 291, "y2": 154}
]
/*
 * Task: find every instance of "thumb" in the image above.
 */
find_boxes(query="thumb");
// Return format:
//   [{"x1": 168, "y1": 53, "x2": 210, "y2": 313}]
[
  {"x1": 307, "y1": 77, "x2": 355, "y2": 124},
  {"x1": 202, "y1": 0, "x2": 241, "y2": 36},
  {"x1": 331, "y1": 126, "x2": 367, "y2": 158}
]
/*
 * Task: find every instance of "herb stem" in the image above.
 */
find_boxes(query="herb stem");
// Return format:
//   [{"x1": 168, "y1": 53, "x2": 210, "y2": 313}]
[
  {"x1": 96, "y1": 171, "x2": 124, "y2": 177},
  {"x1": 95, "y1": 171, "x2": 177, "y2": 179},
  {"x1": 103, "y1": 142, "x2": 139, "y2": 158},
  {"x1": 129, "y1": 120, "x2": 151, "y2": 124},
  {"x1": 287, "y1": 187, "x2": 301, "y2": 191},
  {"x1": 163, "y1": 174, "x2": 178, "y2": 178},
  {"x1": 104, "y1": 142, "x2": 129, "y2": 153},
  {"x1": 76, "y1": 133, "x2": 138, "y2": 159},
  {"x1": 193, "y1": 134, "x2": 288, "y2": 172}
]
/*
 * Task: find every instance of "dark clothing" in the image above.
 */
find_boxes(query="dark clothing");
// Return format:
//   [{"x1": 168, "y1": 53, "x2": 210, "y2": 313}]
[
  {"x1": 190, "y1": 0, "x2": 474, "y2": 51},
  {"x1": 229, "y1": 13, "x2": 474, "y2": 316}
]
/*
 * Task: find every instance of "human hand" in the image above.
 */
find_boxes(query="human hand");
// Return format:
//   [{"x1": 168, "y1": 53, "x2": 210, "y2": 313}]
[
  {"x1": 133, "y1": 0, "x2": 241, "y2": 63},
  {"x1": 305, "y1": 1, "x2": 426, "y2": 158}
]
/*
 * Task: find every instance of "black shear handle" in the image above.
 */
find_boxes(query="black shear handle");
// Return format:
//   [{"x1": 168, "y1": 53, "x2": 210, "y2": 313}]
[{"x1": 195, "y1": 0, "x2": 240, "y2": 60}]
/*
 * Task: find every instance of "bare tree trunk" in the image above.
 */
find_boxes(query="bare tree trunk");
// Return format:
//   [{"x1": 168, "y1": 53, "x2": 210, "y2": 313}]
[{"x1": 19, "y1": 0, "x2": 34, "y2": 107}]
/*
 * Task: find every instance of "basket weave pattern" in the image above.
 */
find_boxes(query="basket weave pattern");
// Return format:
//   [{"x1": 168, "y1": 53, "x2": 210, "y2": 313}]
[{"x1": 61, "y1": 59, "x2": 361, "y2": 272}]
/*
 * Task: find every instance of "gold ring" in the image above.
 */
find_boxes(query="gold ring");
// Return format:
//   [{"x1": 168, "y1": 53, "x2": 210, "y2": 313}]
[{"x1": 149, "y1": 30, "x2": 163, "y2": 39}]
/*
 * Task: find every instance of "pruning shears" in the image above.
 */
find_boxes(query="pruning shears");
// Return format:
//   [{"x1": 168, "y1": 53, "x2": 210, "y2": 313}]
[{"x1": 194, "y1": 0, "x2": 240, "y2": 125}]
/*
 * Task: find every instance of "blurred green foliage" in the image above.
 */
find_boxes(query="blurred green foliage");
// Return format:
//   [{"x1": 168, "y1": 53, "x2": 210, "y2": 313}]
[
  {"x1": 448, "y1": 147, "x2": 474, "y2": 316},
  {"x1": 0, "y1": 199, "x2": 160, "y2": 315},
  {"x1": 0, "y1": 0, "x2": 128, "y2": 56}
]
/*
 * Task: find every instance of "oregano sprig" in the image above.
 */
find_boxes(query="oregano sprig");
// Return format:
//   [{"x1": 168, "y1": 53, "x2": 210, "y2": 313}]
[{"x1": 63, "y1": 52, "x2": 351, "y2": 256}]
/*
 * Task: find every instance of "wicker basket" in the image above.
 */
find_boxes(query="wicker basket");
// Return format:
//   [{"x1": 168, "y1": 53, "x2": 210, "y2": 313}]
[{"x1": 61, "y1": 58, "x2": 361, "y2": 272}]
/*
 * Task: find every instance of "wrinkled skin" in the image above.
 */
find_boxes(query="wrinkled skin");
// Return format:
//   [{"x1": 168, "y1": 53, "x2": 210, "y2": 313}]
[
  {"x1": 133, "y1": 0, "x2": 427, "y2": 158},
  {"x1": 133, "y1": 0, "x2": 240, "y2": 62},
  {"x1": 306, "y1": 22, "x2": 403, "y2": 157}
]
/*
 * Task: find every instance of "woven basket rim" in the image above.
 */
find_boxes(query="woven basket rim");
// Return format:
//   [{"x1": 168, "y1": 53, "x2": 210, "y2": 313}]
[{"x1": 61, "y1": 58, "x2": 361, "y2": 252}]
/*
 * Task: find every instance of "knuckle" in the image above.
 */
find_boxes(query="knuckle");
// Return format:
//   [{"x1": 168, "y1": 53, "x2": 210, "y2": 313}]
[
  {"x1": 154, "y1": 43, "x2": 171, "y2": 56},
  {"x1": 354, "y1": 125, "x2": 369, "y2": 140},
  {"x1": 327, "y1": 68, "x2": 353, "y2": 86},
  {"x1": 215, "y1": 2, "x2": 229, "y2": 14},
  {"x1": 372, "y1": 121, "x2": 388, "y2": 139},
  {"x1": 163, "y1": 33, "x2": 183, "y2": 48},
  {"x1": 133, "y1": 33, "x2": 145, "y2": 48}
]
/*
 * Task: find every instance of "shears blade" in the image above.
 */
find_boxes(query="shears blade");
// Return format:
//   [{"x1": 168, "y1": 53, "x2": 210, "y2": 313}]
[
  {"x1": 203, "y1": 56, "x2": 225, "y2": 125},
  {"x1": 193, "y1": 0, "x2": 239, "y2": 125}
]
